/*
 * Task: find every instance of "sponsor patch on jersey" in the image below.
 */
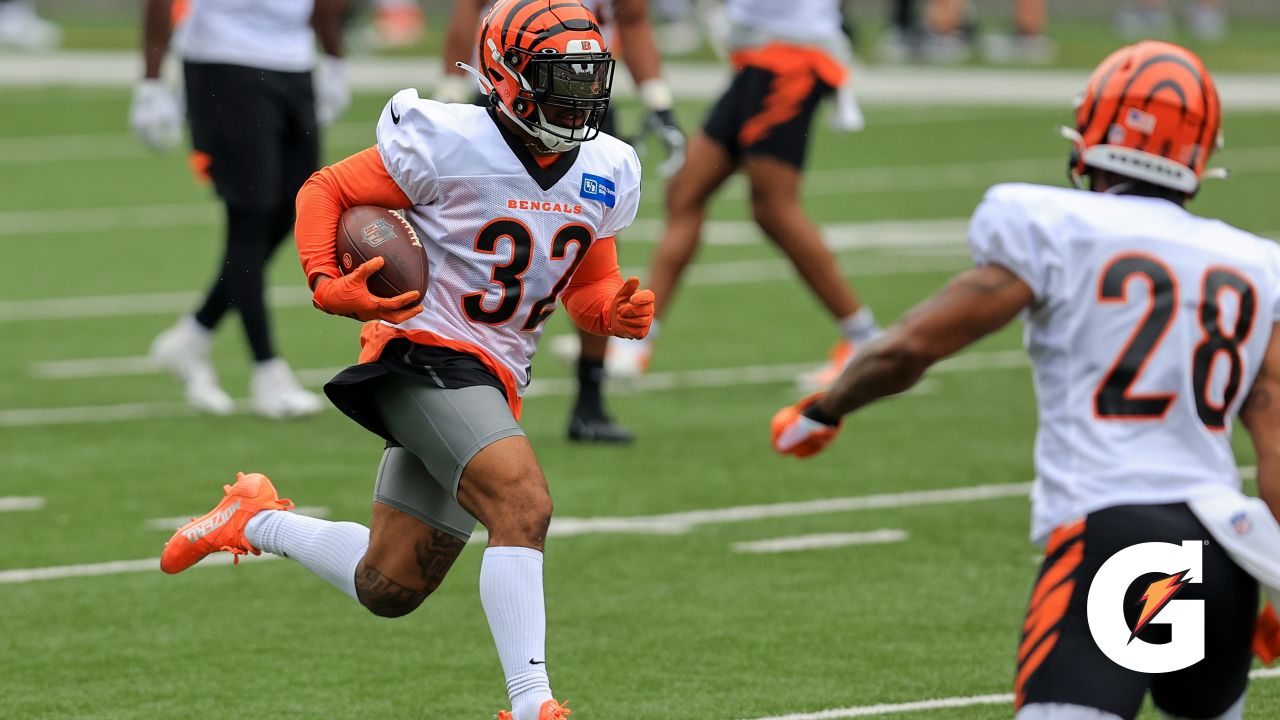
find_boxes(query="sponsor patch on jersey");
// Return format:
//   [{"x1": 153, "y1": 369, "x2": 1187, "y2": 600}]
[{"x1": 580, "y1": 173, "x2": 615, "y2": 208}]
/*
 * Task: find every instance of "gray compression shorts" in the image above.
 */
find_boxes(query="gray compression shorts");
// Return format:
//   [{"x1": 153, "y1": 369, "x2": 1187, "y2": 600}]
[{"x1": 370, "y1": 373, "x2": 524, "y2": 541}]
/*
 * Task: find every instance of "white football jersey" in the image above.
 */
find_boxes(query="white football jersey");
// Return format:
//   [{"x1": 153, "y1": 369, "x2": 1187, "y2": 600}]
[
  {"x1": 375, "y1": 89, "x2": 642, "y2": 392},
  {"x1": 178, "y1": 0, "x2": 316, "y2": 73},
  {"x1": 725, "y1": 0, "x2": 844, "y2": 43},
  {"x1": 970, "y1": 183, "x2": 1280, "y2": 544}
]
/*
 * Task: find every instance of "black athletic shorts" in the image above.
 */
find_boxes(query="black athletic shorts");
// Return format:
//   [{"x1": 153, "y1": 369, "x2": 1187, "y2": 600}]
[
  {"x1": 702, "y1": 63, "x2": 833, "y2": 169},
  {"x1": 1016, "y1": 503, "x2": 1257, "y2": 719},
  {"x1": 183, "y1": 61, "x2": 319, "y2": 209}
]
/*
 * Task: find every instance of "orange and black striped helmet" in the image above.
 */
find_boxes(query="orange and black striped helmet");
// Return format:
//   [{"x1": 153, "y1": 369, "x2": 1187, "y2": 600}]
[
  {"x1": 476, "y1": 0, "x2": 614, "y2": 151},
  {"x1": 1064, "y1": 40, "x2": 1223, "y2": 194}
]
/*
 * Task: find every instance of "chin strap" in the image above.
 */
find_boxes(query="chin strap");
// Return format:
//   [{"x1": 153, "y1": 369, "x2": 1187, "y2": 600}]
[
  {"x1": 1058, "y1": 126, "x2": 1087, "y2": 189},
  {"x1": 465, "y1": 41, "x2": 588, "y2": 152}
]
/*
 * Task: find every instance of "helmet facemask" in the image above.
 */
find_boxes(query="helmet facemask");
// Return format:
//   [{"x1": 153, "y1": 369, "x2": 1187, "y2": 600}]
[{"x1": 511, "y1": 44, "x2": 614, "y2": 150}]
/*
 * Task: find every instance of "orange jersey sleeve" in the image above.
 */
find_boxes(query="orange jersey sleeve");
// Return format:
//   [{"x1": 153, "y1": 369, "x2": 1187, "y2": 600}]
[
  {"x1": 295, "y1": 146, "x2": 413, "y2": 288},
  {"x1": 561, "y1": 235, "x2": 624, "y2": 336}
]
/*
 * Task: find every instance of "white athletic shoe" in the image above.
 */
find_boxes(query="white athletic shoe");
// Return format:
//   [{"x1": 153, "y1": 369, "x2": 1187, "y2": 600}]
[
  {"x1": 606, "y1": 336, "x2": 652, "y2": 379},
  {"x1": 0, "y1": 1, "x2": 60, "y2": 51},
  {"x1": 546, "y1": 333, "x2": 582, "y2": 365},
  {"x1": 150, "y1": 316, "x2": 235, "y2": 416},
  {"x1": 250, "y1": 358, "x2": 324, "y2": 419}
]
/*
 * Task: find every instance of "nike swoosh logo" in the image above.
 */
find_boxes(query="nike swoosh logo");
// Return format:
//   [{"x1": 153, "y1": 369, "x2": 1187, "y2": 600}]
[
  {"x1": 390, "y1": 105, "x2": 401, "y2": 124},
  {"x1": 528, "y1": 659, "x2": 546, "y2": 665}
]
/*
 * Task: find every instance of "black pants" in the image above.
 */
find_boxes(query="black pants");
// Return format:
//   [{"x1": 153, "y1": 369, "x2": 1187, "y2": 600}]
[
  {"x1": 184, "y1": 61, "x2": 319, "y2": 362},
  {"x1": 1017, "y1": 503, "x2": 1257, "y2": 718}
]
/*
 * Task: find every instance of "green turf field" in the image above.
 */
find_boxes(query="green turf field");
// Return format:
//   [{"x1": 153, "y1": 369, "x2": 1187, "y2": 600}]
[{"x1": 3, "y1": 81, "x2": 1280, "y2": 719}]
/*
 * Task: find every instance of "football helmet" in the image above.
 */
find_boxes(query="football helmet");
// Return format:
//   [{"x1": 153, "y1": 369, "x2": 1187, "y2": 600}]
[
  {"x1": 460, "y1": 0, "x2": 615, "y2": 152},
  {"x1": 1062, "y1": 40, "x2": 1224, "y2": 194}
]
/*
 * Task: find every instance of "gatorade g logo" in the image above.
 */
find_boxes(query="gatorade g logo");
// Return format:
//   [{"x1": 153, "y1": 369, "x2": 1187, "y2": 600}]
[{"x1": 1086, "y1": 541, "x2": 1205, "y2": 673}]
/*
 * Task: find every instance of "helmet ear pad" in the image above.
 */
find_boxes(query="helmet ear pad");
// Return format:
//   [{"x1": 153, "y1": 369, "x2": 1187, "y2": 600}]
[{"x1": 512, "y1": 96, "x2": 535, "y2": 119}]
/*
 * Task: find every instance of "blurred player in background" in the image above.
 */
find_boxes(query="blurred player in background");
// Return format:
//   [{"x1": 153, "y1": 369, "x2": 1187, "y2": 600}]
[
  {"x1": 774, "y1": 40, "x2": 1280, "y2": 720},
  {"x1": 131, "y1": 0, "x2": 351, "y2": 419},
  {"x1": 0, "y1": 0, "x2": 59, "y2": 50},
  {"x1": 438, "y1": 0, "x2": 684, "y2": 444},
  {"x1": 349, "y1": 0, "x2": 426, "y2": 50},
  {"x1": 1116, "y1": 0, "x2": 1227, "y2": 42},
  {"x1": 609, "y1": 0, "x2": 876, "y2": 391},
  {"x1": 160, "y1": 2, "x2": 653, "y2": 718}
]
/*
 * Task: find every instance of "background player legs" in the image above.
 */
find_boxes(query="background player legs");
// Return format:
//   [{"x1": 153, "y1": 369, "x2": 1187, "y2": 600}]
[
  {"x1": 648, "y1": 132, "x2": 738, "y2": 320},
  {"x1": 743, "y1": 154, "x2": 861, "y2": 322},
  {"x1": 193, "y1": 203, "x2": 279, "y2": 364},
  {"x1": 569, "y1": 330, "x2": 634, "y2": 443},
  {"x1": 742, "y1": 154, "x2": 878, "y2": 389}
]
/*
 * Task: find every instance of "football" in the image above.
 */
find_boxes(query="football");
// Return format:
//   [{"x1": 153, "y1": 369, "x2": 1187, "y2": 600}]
[{"x1": 334, "y1": 206, "x2": 429, "y2": 299}]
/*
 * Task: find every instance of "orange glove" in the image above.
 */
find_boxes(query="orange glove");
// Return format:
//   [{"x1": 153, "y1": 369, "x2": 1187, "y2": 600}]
[
  {"x1": 312, "y1": 256, "x2": 423, "y2": 323},
  {"x1": 607, "y1": 276, "x2": 655, "y2": 339},
  {"x1": 1255, "y1": 602, "x2": 1280, "y2": 664},
  {"x1": 771, "y1": 392, "x2": 843, "y2": 458}
]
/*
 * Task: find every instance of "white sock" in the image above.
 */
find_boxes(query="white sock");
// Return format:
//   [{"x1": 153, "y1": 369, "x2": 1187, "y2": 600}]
[
  {"x1": 244, "y1": 510, "x2": 368, "y2": 602},
  {"x1": 838, "y1": 307, "x2": 879, "y2": 345},
  {"x1": 480, "y1": 547, "x2": 553, "y2": 720}
]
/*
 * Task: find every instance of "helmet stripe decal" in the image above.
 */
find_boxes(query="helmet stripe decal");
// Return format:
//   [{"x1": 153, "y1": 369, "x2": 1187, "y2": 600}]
[
  {"x1": 1100, "y1": 54, "x2": 1203, "y2": 146},
  {"x1": 520, "y1": 3, "x2": 596, "y2": 47},
  {"x1": 498, "y1": 0, "x2": 546, "y2": 51},
  {"x1": 1078, "y1": 55, "x2": 1128, "y2": 145}
]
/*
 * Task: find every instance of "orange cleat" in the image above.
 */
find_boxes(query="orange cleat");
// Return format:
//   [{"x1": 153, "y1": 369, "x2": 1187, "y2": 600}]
[
  {"x1": 160, "y1": 472, "x2": 293, "y2": 574},
  {"x1": 497, "y1": 699, "x2": 571, "y2": 720},
  {"x1": 1255, "y1": 602, "x2": 1280, "y2": 664},
  {"x1": 796, "y1": 339, "x2": 855, "y2": 393}
]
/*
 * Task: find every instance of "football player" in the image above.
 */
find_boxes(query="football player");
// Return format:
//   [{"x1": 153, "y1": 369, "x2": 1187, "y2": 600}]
[
  {"x1": 773, "y1": 41, "x2": 1280, "y2": 719},
  {"x1": 606, "y1": 0, "x2": 878, "y2": 390},
  {"x1": 159, "y1": 2, "x2": 652, "y2": 719},
  {"x1": 131, "y1": 0, "x2": 351, "y2": 418},
  {"x1": 438, "y1": 0, "x2": 685, "y2": 443}
]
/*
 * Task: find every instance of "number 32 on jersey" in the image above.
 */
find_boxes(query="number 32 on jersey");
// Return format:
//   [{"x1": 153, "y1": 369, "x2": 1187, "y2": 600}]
[{"x1": 461, "y1": 218, "x2": 593, "y2": 332}]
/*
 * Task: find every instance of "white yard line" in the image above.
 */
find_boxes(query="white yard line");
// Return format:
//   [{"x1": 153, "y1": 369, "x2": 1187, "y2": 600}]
[
  {"x1": 743, "y1": 667, "x2": 1280, "y2": 720},
  {"x1": 143, "y1": 506, "x2": 330, "y2": 531},
  {"x1": 0, "y1": 552, "x2": 278, "y2": 585},
  {"x1": 13, "y1": 349, "x2": 1022, "y2": 427},
  {"x1": 743, "y1": 693, "x2": 1016, "y2": 720},
  {"x1": 0, "y1": 497, "x2": 46, "y2": 512},
  {"x1": 732, "y1": 529, "x2": 909, "y2": 554},
  {"x1": 6, "y1": 143, "x2": 1278, "y2": 235},
  {"x1": 32, "y1": 355, "x2": 160, "y2": 379},
  {"x1": 7, "y1": 249, "x2": 969, "y2": 326},
  {"x1": 2, "y1": 481, "x2": 1025, "y2": 584},
  {"x1": 539, "y1": 483, "x2": 1032, "y2": 539}
]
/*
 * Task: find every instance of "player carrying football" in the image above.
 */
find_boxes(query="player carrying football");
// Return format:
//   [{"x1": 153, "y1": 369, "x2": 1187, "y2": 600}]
[
  {"x1": 774, "y1": 41, "x2": 1280, "y2": 719},
  {"x1": 438, "y1": 0, "x2": 685, "y2": 444},
  {"x1": 159, "y1": 2, "x2": 653, "y2": 718}
]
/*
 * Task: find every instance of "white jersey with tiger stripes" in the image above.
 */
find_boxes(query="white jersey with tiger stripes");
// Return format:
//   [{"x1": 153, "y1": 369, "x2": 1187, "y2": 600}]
[
  {"x1": 969, "y1": 183, "x2": 1280, "y2": 543},
  {"x1": 375, "y1": 89, "x2": 642, "y2": 391}
]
